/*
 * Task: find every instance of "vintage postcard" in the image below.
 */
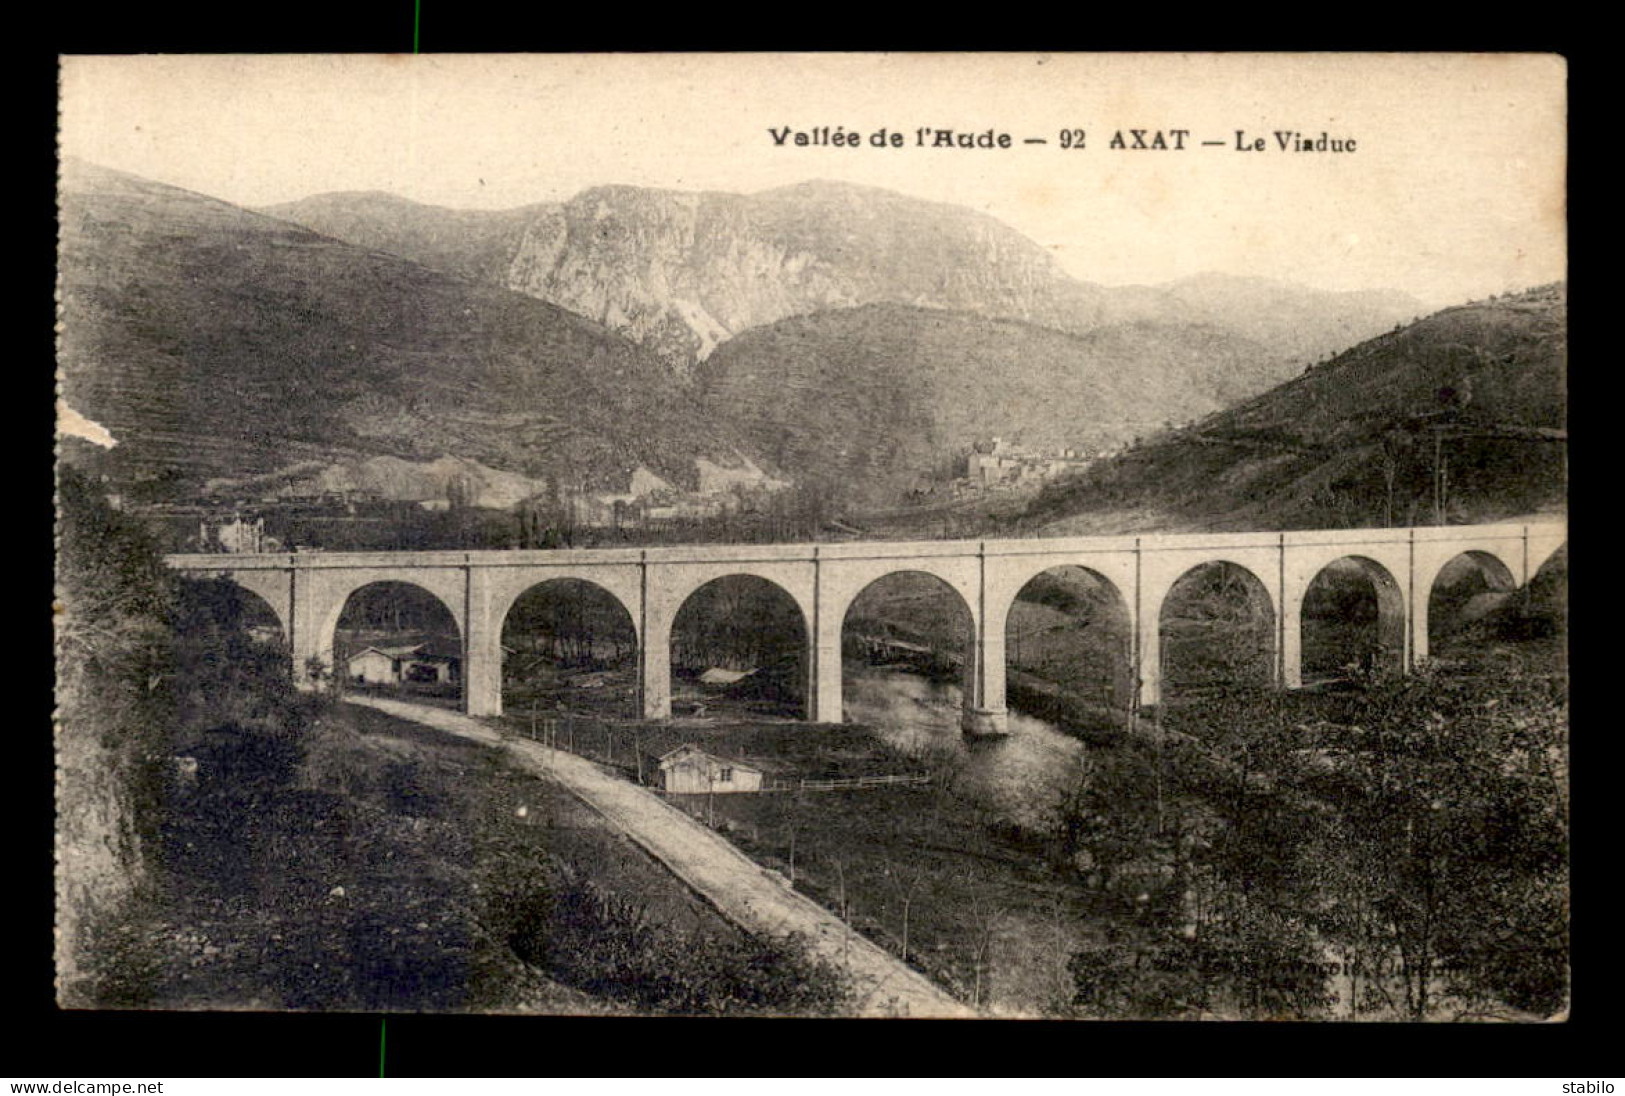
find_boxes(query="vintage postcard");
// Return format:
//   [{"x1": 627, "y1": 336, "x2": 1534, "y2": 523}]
[{"x1": 55, "y1": 52, "x2": 1567, "y2": 1020}]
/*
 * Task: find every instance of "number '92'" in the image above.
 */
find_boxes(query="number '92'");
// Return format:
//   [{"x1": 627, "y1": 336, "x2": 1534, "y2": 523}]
[{"x1": 1059, "y1": 129, "x2": 1086, "y2": 149}]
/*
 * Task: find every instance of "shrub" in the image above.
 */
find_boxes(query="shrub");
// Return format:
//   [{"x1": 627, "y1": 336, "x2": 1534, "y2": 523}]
[{"x1": 501, "y1": 859, "x2": 850, "y2": 1016}]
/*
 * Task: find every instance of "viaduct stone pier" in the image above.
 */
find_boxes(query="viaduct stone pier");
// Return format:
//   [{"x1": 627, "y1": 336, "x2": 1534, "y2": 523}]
[{"x1": 166, "y1": 521, "x2": 1566, "y2": 735}]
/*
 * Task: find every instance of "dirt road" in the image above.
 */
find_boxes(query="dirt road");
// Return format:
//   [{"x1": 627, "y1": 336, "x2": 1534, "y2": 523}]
[{"x1": 346, "y1": 696, "x2": 977, "y2": 1018}]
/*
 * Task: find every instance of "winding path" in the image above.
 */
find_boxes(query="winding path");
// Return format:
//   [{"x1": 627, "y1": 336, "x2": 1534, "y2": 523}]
[{"x1": 346, "y1": 695, "x2": 977, "y2": 1018}]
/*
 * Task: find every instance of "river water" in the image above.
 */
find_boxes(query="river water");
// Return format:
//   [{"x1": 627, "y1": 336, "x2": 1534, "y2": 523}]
[
  {"x1": 842, "y1": 665, "x2": 1099, "y2": 831},
  {"x1": 842, "y1": 666, "x2": 1378, "y2": 1018}
]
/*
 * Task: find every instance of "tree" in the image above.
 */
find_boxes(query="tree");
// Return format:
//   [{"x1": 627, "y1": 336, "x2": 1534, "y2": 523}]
[
  {"x1": 55, "y1": 467, "x2": 179, "y2": 1001},
  {"x1": 966, "y1": 888, "x2": 1008, "y2": 1008},
  {"x1": 882, "y1": 858, "x2": 931, "y2": 965},
  {"x1": 778, "y1": 791, "x2": 806, "y2": 887},
  {"x1": 1052, "y1": 749, "x2": 1162, "y2": 890},
  {"x1": 1068, "y1": 923, "x2": 1208, "y2": 1019},
  {"x1": 1308, "y1": 668, "x2": 1567, "y2": 1019},
  {"x1": 57, "y1": 468, "x2": 325, "y2": 1004},
  {"x1": 1377, "y1": 428, "x2": 1415, "y2": 528}
]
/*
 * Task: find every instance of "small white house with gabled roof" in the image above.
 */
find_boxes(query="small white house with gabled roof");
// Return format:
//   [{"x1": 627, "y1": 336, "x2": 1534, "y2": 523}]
[
  {"x1": 655, "y1": 744, "x2": 765, "y2": 795},
  {"x1": 345, "y1": 640, "x2": 466, "y2": 685},
  {"x1": 346, "y1": 644, "x2": 424, "y2": 685}
]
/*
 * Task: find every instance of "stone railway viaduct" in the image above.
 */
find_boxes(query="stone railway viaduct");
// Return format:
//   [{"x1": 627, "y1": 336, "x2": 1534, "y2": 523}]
[{"x1": 166, "y1": 521, "x2": 1566, "y2": 735}]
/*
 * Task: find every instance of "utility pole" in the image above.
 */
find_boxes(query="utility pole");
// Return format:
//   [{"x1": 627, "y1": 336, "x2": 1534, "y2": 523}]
[
  {"x1": 1436, "y1": 426, "x2": 1449, "y2": 523},
  {"x1": 1153, "y1": 699, "x2": 1165, "y2": 833},
  {"x1": 1432, "y1": 425, "x2": 1449, "y2": 525},
  {"x1": 1439, "y1": 437, "x2": 1449, "y2": 524}
]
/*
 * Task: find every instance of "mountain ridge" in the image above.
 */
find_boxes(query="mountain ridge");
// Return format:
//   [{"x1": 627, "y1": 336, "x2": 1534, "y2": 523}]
[
  {"x1": 57, "y1": 160, "x2": 756, "y2": 496},
  {"x1": 265, "y1": 180, "x2": 1425, "y2": 379},
  {"x1": 1014, "y1": 282, "x2": 1567, "y2": 535},
  {"x1": 694, "y1": 301, "x2": 1277, "y2": 507},
  {"x1": 62, "y1": 161, "x2": 1477, "y2": 527}
]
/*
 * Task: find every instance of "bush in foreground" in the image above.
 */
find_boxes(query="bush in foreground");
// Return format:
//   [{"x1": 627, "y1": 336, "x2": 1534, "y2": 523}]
[{"x1": 498, "y1": 858, "x2": 851, "y2": 1016}]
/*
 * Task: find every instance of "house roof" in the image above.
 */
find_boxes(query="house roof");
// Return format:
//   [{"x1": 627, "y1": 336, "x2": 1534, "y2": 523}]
[
  {"x1": 346, "y1": 638, "x2": 463, "y2": 663},
  {"x1": 347, "y1": 644, "x2": 422, "y2": 662},
  {"x1": 698, "y1": 666, "x2": 756, "y2": 685},
  {"x1": 656, "y1": 743, "x2": 764, "y2": 774},
  {"x1": 413, "y1": 636, "x2": 464, "y2": 662}
]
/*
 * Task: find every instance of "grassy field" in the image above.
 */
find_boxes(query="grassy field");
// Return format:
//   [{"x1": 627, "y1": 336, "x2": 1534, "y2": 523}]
[
  {"x1": 86, "y1": 702, "x2": 849, "y2": 1015},
  {"x1": 495, "y1": 670, "x2": 1171, "y2": 1016},
  {"x1": 665, "y1": 781, "x2": 1126, "y2": 1015}
]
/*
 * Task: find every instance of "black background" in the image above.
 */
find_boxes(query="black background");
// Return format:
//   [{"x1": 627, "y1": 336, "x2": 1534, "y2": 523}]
[{"x1": 24, "y1": 15, "x2": 1599, "y2": 1079}]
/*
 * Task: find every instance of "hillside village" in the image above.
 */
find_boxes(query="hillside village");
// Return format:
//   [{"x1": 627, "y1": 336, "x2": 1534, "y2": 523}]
[{"x1": 137, "y1": 432, "x2": 1139, "y2": 553}]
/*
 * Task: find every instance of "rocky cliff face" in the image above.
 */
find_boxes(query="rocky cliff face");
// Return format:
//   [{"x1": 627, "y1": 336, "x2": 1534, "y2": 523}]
[
  {"x1": 497, "y1": 181, "x2": 1113, "y2": 375},
  {"x1": 269, "y1": 180, "x2": 1424, "y2": 385}
]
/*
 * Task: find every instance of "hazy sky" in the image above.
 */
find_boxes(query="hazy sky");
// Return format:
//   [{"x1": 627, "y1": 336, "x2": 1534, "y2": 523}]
[{"x1": 60, "y1": 53, "x2": 1566, "y2": 309}]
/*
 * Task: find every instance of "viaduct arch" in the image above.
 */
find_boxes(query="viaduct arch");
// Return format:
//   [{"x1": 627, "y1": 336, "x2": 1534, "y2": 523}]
[
  {"x1": 840, "y1": 569, "x2": 979, "y2": 722},
  {"x1": 997, "y1": 564, "x2": 1133, "y2": 709},
  {"x1": 1298, "y1": 556, "x2": 1408, "y2": 678},
  {"x1": 1158, "y1": 559, "x2": 1278, "y2": 699},
  {"x1": 669, "y1": 574, "x2": 811, "y2": 719},
  {"x1": 498, "y1": 577, "x2": 641, "y2": 713}
]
